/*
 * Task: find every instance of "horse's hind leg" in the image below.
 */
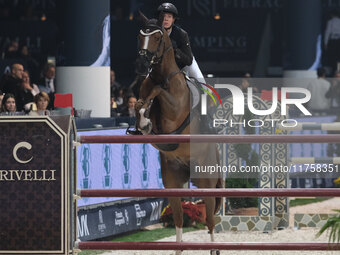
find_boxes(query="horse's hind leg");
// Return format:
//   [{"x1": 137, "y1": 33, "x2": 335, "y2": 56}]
[
  {"x1": 194, "y1": 178, "x2": 220, "y2": 255},
  {"x1": 205, "y1": 196, "x2": 220, "y2": 255},
  {"x1": 160, "y1": 154, "x2": 189, "y2": 255}
]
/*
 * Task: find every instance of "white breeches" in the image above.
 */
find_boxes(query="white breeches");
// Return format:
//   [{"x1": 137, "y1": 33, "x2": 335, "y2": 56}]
[{"x1": 183, "y1": 56, "x2": 205, "y2": 83}]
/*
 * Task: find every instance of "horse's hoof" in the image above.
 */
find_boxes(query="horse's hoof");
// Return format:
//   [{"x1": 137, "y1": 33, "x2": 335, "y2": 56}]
[
  {"x1": 210, "y1": 250, "x2": 220, "y2": 255},
  {"x1": 126, "y1": 129, "x2": 143, "y2": 135},
  {"x1": 140, "y1": 122, "x2": 152, "y2": 134}
]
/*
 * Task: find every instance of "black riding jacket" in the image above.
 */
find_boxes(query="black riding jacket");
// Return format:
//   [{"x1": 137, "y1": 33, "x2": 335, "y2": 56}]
[{"x1": 169, "y1": 25, "x2": 193, "y2": 69}]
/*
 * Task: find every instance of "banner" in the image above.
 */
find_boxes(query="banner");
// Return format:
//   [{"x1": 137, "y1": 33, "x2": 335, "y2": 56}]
[
  {"x1": 0, "y1": 116, "x2": 73, "y2": 255},
  {"x1": 77, "y1": 198, "x2": 166, "y2": 241},
  {"x1": 77, "y1": 128, "x2": 163, "y2": 207}
]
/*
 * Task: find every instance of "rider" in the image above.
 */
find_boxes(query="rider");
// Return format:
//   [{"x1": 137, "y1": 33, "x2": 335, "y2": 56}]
[
  {"x1": 157, "y1": 3, "x2": 204, "y2": 79},
  {"x1": 157, "y1": 3, "x2": 213, "y2": 135}
]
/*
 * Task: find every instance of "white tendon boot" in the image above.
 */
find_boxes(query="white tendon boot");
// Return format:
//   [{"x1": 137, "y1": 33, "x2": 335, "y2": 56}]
[{"x1": 175, "y1": 226, "x2": 182, "y2": 255}]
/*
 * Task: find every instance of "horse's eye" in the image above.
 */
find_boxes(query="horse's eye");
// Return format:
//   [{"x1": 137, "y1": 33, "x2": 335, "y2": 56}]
[{"x1": 155, "y1": 37, "x2": 160, "y2": 42}]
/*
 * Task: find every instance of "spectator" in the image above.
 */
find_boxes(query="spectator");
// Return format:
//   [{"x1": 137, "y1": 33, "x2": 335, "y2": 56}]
[
  {"x1": 128, "y1": 75, "x2": 144, "y2": 99},
  {"x1": 324, "y1": 9, "x2": 340, "y2": 72},
  {"x1": 239, "y1": 72, "x2": 259, "y2": 93},
  {"x1": 115, "y1": 88, "x2": 125, "y2": 106},
  {"x1": 110, "y1": 96, "x2": 119, "y2": 117},
  {"x1": 0, "y1": 90, "x2": 4, "y2": 109},
  {"x1": 4, "y1": 40, "x2": 19, "y2": 59},
  {"x1": 120, "y1": 95, "x2": 137, "y2": 117},
  {"x1": 1, "y1": 93, "x2": 16, "y2": 113},
  {"x1": 0, "y1": 63, "x2": 24, "y2": 101},
  {"x1": 326, "y1": 70, "x2": 340, "y2": 108},
  {"x1": 18, "y1": 70, "x2": 40, "y2": 112},
  {"x1": 32, "y1": 92, "x2": 50, "y2": 115},
  {"x1": 20, "y1": 45, "x2": 40, "y2": 81},
  {"x1": 307, "y1": 67, "x2": 331, "y2": 110},
  {"x1": 37, "y1": 63, "x2": 56, "y2": 109},
  {"x1": 110, "y1": 69, "x2": 121, "y2": 97}
]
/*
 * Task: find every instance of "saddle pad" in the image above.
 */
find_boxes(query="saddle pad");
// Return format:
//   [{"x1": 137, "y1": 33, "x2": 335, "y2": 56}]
[{"x1": 186, "y1": 76, "x2": 201, "y2": 110}]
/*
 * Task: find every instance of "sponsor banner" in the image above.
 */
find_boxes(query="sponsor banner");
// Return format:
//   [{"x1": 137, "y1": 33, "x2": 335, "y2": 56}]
[
  {"x1": 0, "y1": 116, "x2": 72, "y2": 255},
  {"x1": 77, "y1": 128, "x2": 163, "y2": 207},
  {"x1": 77, "y1": 198, "x2": 166, "y2": 241}
]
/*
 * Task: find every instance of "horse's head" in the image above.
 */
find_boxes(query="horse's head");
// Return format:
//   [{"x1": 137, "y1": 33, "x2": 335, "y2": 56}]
[{"x1": 135, "y1": 12, "x2": 171, "y2": 75}]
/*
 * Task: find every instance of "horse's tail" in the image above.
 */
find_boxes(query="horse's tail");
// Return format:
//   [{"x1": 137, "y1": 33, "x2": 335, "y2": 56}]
[{"x1": 214, "y1": 177, "x2": 223, "y2": 215}]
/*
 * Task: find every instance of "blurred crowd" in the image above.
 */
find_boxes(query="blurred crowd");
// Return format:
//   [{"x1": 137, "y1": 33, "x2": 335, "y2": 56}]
[
  {"x1": 1, "y1": 1, "x2": 340, "y2": 118},
  {"x1": 0, "y1": 1, "x2": 54, "y2": 22},
  {"x1": 306, "y1": 67, "x2": 340, "y2": 112},
  {"x1": 0, "y1": 61, "x2": 55, "y2": 116},
  {"x1": 110, "y1": 69, "x2": 138, "y2": 118},
  {"x1": 0, "y1": 63, "x2": 141, "y2": 118}
]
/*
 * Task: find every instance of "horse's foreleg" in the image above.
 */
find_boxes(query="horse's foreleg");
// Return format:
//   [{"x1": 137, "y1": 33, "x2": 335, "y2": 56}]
[
  {"x1": 134, "y1": 99, "x2": 144, "y2": 132},
  {"x1": 160, "y1": 154, "x2": 188, "y2": 255},
  {"x1": 138, "y1": 86, "x2": 163, "y2": 133},
  {"x1": 144, "y1": 85, "x2": 184, "y2": 121}
]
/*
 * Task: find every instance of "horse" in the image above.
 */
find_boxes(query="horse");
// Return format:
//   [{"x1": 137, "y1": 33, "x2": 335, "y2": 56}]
[{"x1": 134, "y1": 12, "x2": 223, "y2": 255}]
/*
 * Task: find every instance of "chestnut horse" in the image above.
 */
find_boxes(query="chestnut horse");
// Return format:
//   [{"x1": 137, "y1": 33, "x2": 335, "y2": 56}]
[{"x1": 135, "y1": 12, "x2": 222, "y2": 255}]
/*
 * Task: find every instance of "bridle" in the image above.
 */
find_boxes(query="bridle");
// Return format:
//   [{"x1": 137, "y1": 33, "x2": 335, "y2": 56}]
[
  {"x1": 138, "y1": 27, "x2": 172, "y2": 67},
  {"x1": 137, "y1": 26, "x2": 182, "y2": 90}
]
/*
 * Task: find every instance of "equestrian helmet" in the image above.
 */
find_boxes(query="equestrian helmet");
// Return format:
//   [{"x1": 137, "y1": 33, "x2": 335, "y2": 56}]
[{"x1": 157, "y1": 3, "x2": 178, "y2": 17}]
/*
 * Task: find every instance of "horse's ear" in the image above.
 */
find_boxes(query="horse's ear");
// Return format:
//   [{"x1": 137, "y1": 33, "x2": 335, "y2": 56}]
[
  {"x1": 157, "y1": 12, "x2": 164, "y2": 28},
  {"x1": 138, "y1": 10, "x2": 149, "y2": 25}
]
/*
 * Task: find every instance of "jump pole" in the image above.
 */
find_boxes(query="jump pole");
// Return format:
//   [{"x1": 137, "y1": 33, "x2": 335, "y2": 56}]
[
  {"x1": 77, "y1": 188, "x2": 340, "y2": 198},
  {"x1": 78, "y1": 134, "x2": 340, "y2": 144},
  {"x1": 76, "y1": 241, "x2": 340, "y2": 251}
]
